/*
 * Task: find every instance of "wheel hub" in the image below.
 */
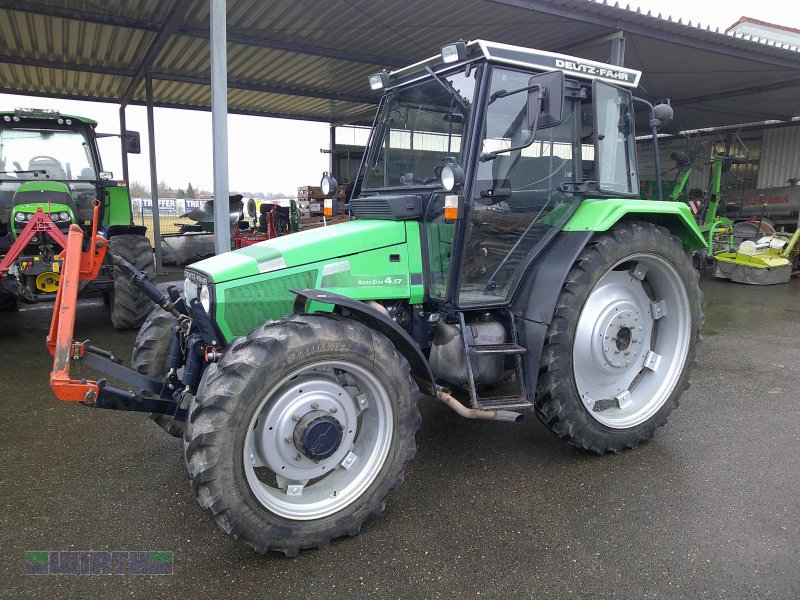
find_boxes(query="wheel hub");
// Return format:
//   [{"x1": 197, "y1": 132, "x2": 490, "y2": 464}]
[
  {"x1": 293, "y1": 411, "x2": 344, "y2": 461},
  {"x1": 597, "y1": 305, "x2": 644, "y2": 369}
]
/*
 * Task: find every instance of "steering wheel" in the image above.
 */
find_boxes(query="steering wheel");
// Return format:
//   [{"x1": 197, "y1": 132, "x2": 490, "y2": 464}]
[{"x1": 29, "y1": 155, "x2": 62, "y2": 165}]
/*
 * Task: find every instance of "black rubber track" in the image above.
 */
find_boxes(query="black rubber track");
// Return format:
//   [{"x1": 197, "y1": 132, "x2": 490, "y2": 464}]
[
  {"x1": 535, "y1": 221, "x2": 704, "y2": 454},
  {"x1": 184, "y1": 313, "x2": 421, "y2": 556},
  {"x1": 108, "y1": 234, "x2": 155, "y2": 330},
  {"x1": 131, "y1": 306, "x2": 185, "y2": 438}
]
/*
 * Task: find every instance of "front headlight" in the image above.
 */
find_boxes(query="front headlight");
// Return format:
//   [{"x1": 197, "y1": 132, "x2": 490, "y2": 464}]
[
  {"x1": 183, "y1": 276, "x2": 198, "y2": 304},
  {"x1": 14, "y1": 212, "x2": 29, "y2": 223},
  {"x1": 58, "y1": 212, "x2": 70, "y2": 221},
  {"x1": 184, "y1": 270, "x2": 212, "y2": 315},
  {"x1": 199, "y1": 285, "x2": 211, "y2": 313}
]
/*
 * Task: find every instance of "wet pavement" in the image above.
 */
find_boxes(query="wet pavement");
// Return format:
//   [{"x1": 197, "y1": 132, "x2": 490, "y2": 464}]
[{"x1": 0, "y1": 276, "x2": 798, "y2": 599}]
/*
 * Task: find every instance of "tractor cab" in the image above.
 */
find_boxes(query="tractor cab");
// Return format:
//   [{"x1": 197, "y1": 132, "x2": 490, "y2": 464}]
[
  {"x1": 348, "y1": 41, "x2": 641, "y2": 309},
  {"x1": 0, "y1": 109, "x2": 105, "y2": 243}
]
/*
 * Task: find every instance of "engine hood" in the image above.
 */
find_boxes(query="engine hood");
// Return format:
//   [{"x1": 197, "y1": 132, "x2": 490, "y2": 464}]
[{"x1": 191, "y1": 220, "x2": 409, "y2": 283}]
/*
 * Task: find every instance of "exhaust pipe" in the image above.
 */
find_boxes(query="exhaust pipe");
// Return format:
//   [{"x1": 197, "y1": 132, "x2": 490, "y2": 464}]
[{"x1": 414, "y1": 377, "x2": 524, "y2": 423}]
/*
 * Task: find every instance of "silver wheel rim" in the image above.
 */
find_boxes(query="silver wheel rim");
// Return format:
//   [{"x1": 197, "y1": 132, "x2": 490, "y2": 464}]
[
  {"x1": 243, "y1": 360, "x2": 393, "y2": 520},
  {"x1": 573, "y1": 254, "x2": 691, "y2": 429}
]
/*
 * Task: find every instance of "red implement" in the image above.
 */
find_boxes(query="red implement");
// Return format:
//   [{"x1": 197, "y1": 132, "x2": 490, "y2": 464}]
[
  {"x1": 0, "y1": 208, "x2": 68, "y2": 276},
  {"x1": 45, "y1": 201, "x2": 108, "y2": 402}
]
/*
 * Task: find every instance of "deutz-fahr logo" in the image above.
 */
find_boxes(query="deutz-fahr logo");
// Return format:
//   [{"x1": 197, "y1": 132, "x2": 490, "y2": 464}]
[
  {"x1": 555, "y1": 58, "x2": 632, "y2": 83},
  {"x1": 357, "y1": 277, "x2": 404, "y2": 286}
]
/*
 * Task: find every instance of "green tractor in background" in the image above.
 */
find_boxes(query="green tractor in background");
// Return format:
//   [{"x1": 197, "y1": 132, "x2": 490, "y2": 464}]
[
  {"x1": 0, "y1": 108, "x2": 154, "y2": 327},
  {"x1": 50, "y1": 41, "x2": 706, "y2": 555}
]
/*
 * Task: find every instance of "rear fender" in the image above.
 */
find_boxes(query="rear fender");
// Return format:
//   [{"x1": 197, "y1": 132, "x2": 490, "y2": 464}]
[{"x1": 562, "y1": 199, "x2": 707, "y2": 251}]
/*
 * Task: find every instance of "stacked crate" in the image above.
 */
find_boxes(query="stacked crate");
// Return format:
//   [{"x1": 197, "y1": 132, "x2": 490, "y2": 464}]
[{"x1": 297, "y1": 186, "x2": 325, "y2": 216}]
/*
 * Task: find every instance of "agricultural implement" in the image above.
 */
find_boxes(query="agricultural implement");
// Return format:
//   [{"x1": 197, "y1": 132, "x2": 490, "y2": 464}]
[
  {"x1": 0, "y1": 108, "x2": 153, "y2": 327},
  {"x1": 46, "y1": 40, "x2": 705, "y2": 556}
]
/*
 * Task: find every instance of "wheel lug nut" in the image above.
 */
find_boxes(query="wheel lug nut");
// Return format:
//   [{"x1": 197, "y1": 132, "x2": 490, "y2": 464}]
[
  {"x1": 291, "y1": 415, "x2": 300, "y2": 422},
  {"x1": 293, "y1": 453, "x2": 301, "y2": 461},
  {"x1": 284, "y1": 436, "x2": 292, "y2": 444},
  {"x1": 330, "y1": 407, "x2": 337, "y2": 413},
  {"x1": 311, "y1": 402, "x2": 319, "y2": 410}
]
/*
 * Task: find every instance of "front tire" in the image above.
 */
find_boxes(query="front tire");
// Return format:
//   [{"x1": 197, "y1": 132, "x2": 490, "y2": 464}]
[
  {"x1": 108, "y1": 234, "x2": 155, "y2": 330},
  {"x1": 536, "y1": 221, "x2": 703, "y2": 454},
  {"x1": 184, "y1": 314, "x2": 421, "y2": 556},
  {"x1": 131, "y1": 307, "x2": 185, "y2": 438}
]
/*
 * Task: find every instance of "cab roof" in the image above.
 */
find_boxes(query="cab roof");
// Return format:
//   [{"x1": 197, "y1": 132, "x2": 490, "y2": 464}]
[
  {"x1": 0, "y1": 109, "x2": 97, "y2": 126},
  {"x1": 389, "y1": 39, "x2": 642, "y2": 90}
]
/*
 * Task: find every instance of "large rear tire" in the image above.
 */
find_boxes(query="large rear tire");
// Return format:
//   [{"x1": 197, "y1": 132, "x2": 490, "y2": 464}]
[
  {"x1": 108, "y1": 234, "x2": 155, "y2": 330},
  {"x1": 131, "y1": 306, "x2": 185, "y2": 438},
  {"x1": 536, "y1": 221, "x2": 703, "y2": 454},
  {"x1": 184, "y1": 314, "x2": 421, "y2": 556}
]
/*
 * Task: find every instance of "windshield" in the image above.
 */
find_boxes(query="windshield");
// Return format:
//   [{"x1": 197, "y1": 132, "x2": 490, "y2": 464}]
[
  {"x1": 0, "y1": 126, "x2": 97, "y2": 181},
  {"x1": 363, "y1": 68, "x2": 477, "y2": 190}
]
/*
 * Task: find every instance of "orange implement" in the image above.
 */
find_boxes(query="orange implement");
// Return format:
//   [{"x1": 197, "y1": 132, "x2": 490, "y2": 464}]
[{"x1": 46, "y1": 201, "x2": 108, "y2": 402}]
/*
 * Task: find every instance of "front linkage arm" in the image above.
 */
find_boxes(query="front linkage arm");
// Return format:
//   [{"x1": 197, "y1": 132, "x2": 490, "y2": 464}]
[{"x1": 46, "y1": 209, "x2": 220, "y2": 418}]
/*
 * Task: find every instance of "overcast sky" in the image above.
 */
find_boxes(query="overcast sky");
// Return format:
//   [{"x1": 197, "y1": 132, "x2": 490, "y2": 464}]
[{"x1": 0, "y1": 0, "x2": 795, "y2": 195}]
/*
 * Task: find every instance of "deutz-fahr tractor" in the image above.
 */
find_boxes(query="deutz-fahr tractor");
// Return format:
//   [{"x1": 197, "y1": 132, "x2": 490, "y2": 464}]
[
  {"x1": 46, "y1": 41, "x2": 705, "y2": 556},
  {"x1": 0, "y1": 108, "x2": 153, "y2": 328}
]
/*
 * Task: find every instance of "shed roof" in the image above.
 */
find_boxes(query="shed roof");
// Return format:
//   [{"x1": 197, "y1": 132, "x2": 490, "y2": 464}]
[{"x1": 1, "y1": 0, "x2": 798, "y2": 132}]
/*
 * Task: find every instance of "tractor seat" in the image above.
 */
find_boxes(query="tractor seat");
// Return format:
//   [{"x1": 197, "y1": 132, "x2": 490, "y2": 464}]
[{"x1": 27, "y1": 156, "x2": 67, "y2": 180}]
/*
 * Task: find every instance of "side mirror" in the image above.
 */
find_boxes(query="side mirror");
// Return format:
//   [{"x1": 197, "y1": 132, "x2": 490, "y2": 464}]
[
  {"x1": 123, "y1": 130, "x2": 141, "y2": 154},
  {"x1": 526, "y1": 71, "x2": 564, "y2": 130}
]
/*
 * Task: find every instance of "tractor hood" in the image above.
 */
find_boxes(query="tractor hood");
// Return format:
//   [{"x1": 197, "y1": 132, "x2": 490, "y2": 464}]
[{"x1": 192, "y1": 220, "x2": 408, "y2": 283}]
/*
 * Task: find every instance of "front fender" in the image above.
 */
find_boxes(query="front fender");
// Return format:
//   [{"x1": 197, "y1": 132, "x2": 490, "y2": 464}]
[
  {"x1": 562, "y1": 199, "x2": 706, "y2": 251},
  {"x1": 292, "y1": 288, "x2": 435, "y2": 389}
]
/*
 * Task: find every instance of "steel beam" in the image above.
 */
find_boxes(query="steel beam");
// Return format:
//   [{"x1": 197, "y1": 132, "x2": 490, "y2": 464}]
[
  {"x1": 0, "y1": 1, "x2": 400, "y2": 68},
  {"x1": 0, "y1": 1, "x2": 161, "y2": 30},
  {"x1": 145, "y1": 67, "x2": 164, "y2": 274},
  {"x1": 0, "y1": 54, "x2": 375, "y2": 105},
  {"x1": 487, "y1": 0, "x2": 800, "y2": 71},
  {"x1": 177, "y1": 27, "x2": 405, "y2": 68},
  {"x1": 119, "y1": 0, "x2": 194, "y2": 107},
  {"x1": 210, "y1": 0, "x2": 231, "y2": 256}
]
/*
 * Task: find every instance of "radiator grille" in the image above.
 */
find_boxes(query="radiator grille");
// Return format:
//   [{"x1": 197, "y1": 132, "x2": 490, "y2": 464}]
[{"x1": 222, "y1": 269, "x2": 318, "y2": 336}]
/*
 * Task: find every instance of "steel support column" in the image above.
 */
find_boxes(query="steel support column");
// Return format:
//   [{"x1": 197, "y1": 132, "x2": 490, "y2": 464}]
[
  {"x1": 210, "y1": 0, "x2": 230, "y2": 255},
  {"x1": 329, "y1": 124, "x2": 336, "y2": 174},
  {"x1": 145, "y1": 66, "x2": 164, "y2": 273},
  {"x1": 119, "y1": 105, "x2": 129, "y2": 186},
  {"x1": 609, "y1": 34, "x2": 626, "y2": 66}
]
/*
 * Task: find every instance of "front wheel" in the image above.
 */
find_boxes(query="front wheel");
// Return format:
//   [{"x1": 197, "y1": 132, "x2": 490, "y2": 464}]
[
  {"x1": 184, "y1": 314, "x2": 421, "y2": 556},
  {"x1": 536, "y1": 221, "x2": 703, "y2": 454},
  {"x1": 131, "y1": 307, "x2": 185, "y2": 438}
]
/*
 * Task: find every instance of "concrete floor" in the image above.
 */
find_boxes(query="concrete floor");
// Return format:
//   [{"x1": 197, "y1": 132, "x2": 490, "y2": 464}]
[{"x1": 0, "y1": 276, "x2": 798, "y2": 599}]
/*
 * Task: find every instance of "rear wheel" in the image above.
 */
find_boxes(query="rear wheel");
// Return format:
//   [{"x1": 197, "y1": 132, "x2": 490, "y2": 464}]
[
  {"x1": 108, "y1": 234, "x2": 154, "y2": 330},
  {"x1": 536, "y1": 221, "x2": 703, "y2": 454},
  {"x1": 184, "y1": 314, "x2": 421, "y2": 556},
  {"x1": 131, "y1": 307, "x2": 185, "y2": 438}
]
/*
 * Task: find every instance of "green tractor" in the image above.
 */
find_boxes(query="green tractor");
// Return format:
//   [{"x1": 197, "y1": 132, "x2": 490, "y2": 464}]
[
  {"x1": 0, "y1": 108, "x2": 154, "y2": 327},
  {"x1": 49, "y1": 41, "x2": 705, "y2": 555}
]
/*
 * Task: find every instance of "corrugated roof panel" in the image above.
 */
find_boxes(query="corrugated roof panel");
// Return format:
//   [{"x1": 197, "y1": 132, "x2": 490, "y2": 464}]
[{"x1": 0, "y1": 0, "x2": 797, "y2": 131}]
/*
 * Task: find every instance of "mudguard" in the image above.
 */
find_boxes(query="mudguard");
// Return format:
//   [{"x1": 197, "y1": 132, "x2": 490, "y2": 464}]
[
  {"x1": 562, "y1": 199, "x2": 707, "y2": 251},
  {"x1": 292, "y1": 288, "x2": 436, "y2": 388}
]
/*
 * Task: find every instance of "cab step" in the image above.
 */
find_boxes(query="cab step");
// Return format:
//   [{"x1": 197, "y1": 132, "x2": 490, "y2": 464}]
[
  {"x1": 467, "y1": 343, "x2": 526, "y2": 355},
  {"x1": 477, "y1": 396, "x2": 533, "y2": 411},
  {"x1": 459, "y1": 310, "x2": 530, "y2": 411}
]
